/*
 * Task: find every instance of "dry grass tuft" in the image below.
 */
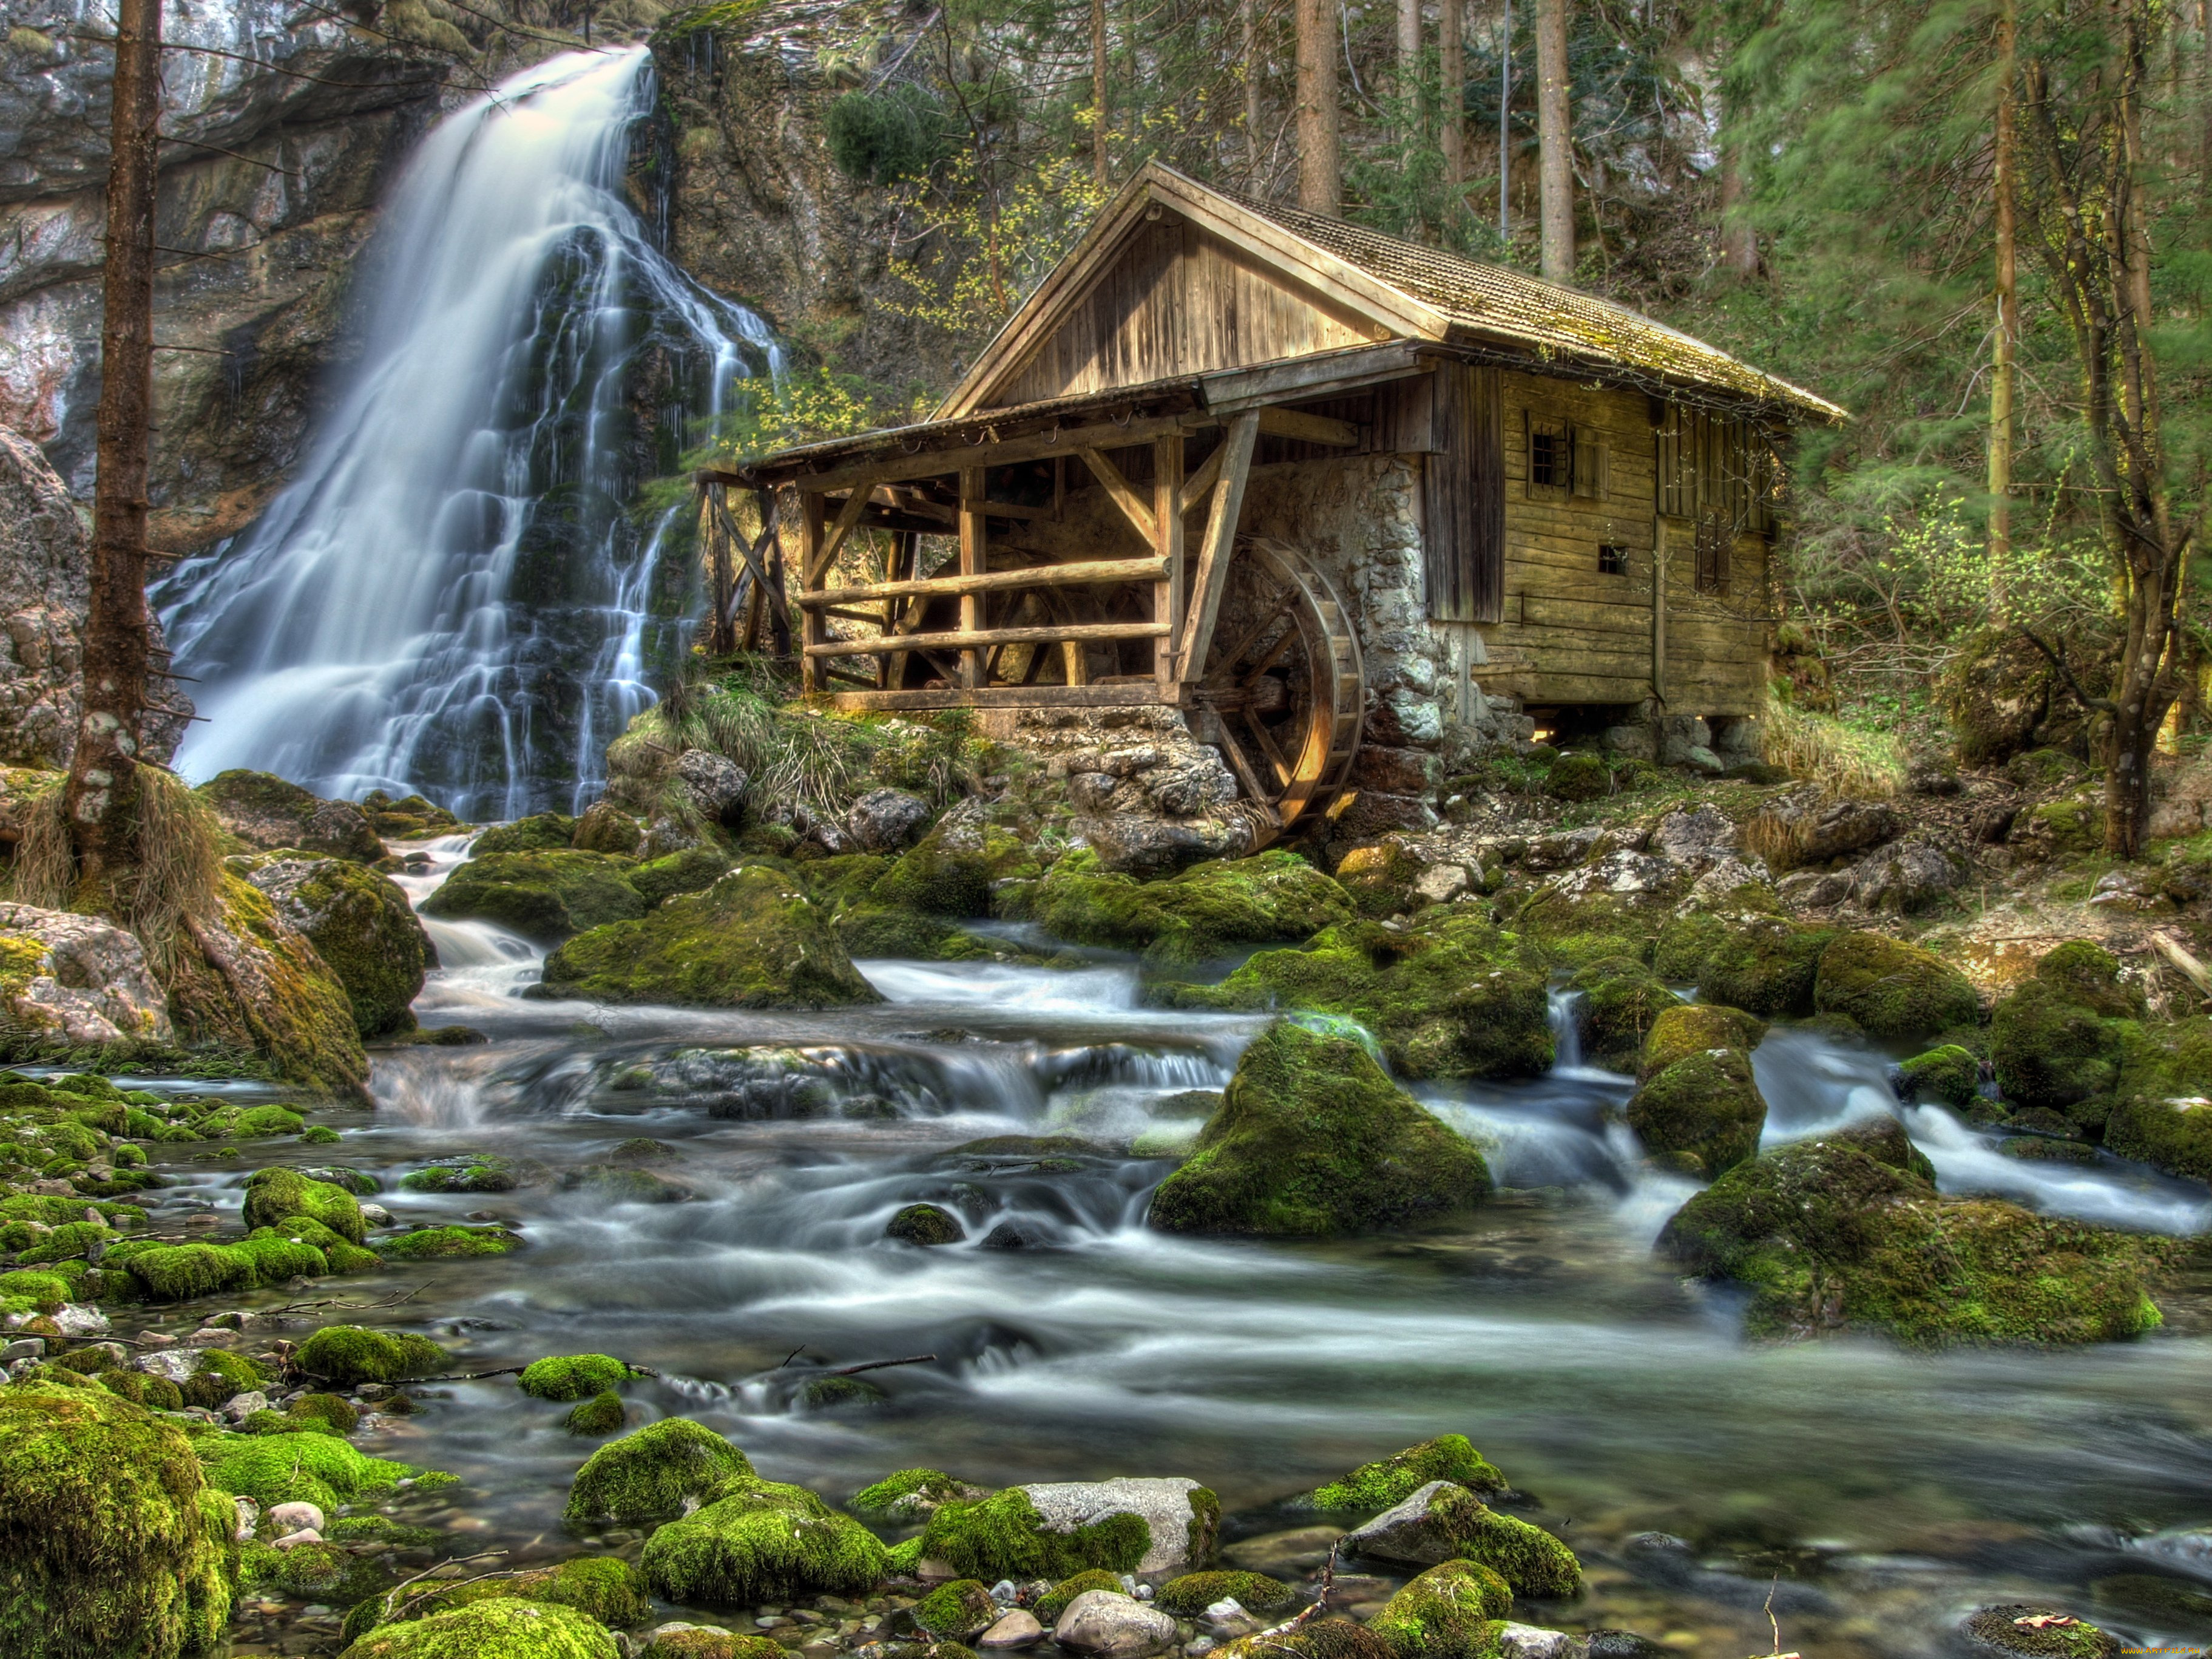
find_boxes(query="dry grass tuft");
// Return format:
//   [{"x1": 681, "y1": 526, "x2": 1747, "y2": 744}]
[
  {"x1": 7, "y1": 765, "x2": 222, "y2": 975},
  {"x1": 1762, "y1": 702, "x2": 1906, "y2": 801}
]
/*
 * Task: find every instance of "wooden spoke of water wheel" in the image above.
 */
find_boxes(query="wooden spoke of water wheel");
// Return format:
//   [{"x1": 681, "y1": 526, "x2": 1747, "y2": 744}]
[{"x1": 1190, "y1": 537, "x2": 1364, "y2": 841}]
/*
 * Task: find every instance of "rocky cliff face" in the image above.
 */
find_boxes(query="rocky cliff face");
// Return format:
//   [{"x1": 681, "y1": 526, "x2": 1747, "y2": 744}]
[{"x1": 0, "y1": 0, "x2": 602, "y2": 555}]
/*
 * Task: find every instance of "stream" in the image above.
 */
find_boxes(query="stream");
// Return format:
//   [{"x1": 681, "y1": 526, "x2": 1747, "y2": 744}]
[{"x1": 128, "y1": 835, "x2": 2212, "y2": 1656}]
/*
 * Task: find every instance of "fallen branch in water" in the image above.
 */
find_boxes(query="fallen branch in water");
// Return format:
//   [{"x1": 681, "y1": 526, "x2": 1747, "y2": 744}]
[
  {"x1": 825, "y1": 1354, "x2": 936, "y2": 1378},
  {"x1": 367, "y1": 1551, "x2": 510, "y2": 1628}
]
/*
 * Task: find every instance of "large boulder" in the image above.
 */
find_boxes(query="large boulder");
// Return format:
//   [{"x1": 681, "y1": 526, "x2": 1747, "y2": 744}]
[
  {"x1": 1370, "y1": 1560, "x2": 1515, "y2": 1658},
  {"x1": 422, "y1": 849, "x2": 646, "y2": 944},
  {"x1": 1050, "y1": 1590, "x2": 1179, "y2": 1656},
  {"x1": 1744, "y1": 788, "x2": 1899, "y2": 872},
  {"x1": 539, "y1": 869, "x2": 880, "y2": 1009},
  {"x1": 1148, "y1": 1021, "x2": 1490, "y2": 1236},
  {"x1": 0, "y1": 901, "x2": 172, "y2": 1049},
  {"x1": 1656, "y1": 1117, "x2": 2166, "y2": 1345},
  {"x1": 242, "y1": 1168, "x2": 367, "y2": 1245},
  {"x1": 1291, "y1": 1434, "x2": 1506, "y2": 1513},
  {"x1": 1566, "y1": 957, "x2": 1673, "y2": 1072},
  {"x1": 0, "y1": 429, "x2": 189, "y2": 767},
  {"x1": 1652, "y1": 887, "x2": 1830, "y2": 1018},
  {"x1": 845, "y1": 787, "x2": 932, "y2": 852},
  {"x1": 869, "y1": 799, "x2": 1043, "y2": 918},
  {"x1": 1624, "y1": 1005, "x2": 1768, "y2": 1179},
  {"x1": 1163, "y1": 911, "x2": 1552, "y2": 1081},
  {"x1": 1341, "y1": 1481, "x2": 1582, "y2": 1598},
  {"x1": 639, "y1": 1476, "x2": 885, "y2": 1606},
  {"x1": 916, "y1": 1477, "x2": 1219, "y2": 1579},
  {"x1": 240, "y1": 856, "x2": 433, "y2": 1036},
  {"x1": 161, "y1": 873, "x2": 368, "y2": 1097},
  {"x1": 1939, "y1": 628, "x2": 2057, "y2": 767},
  {"x1": 198, "y1": 771, "x2": 381, "y2": 862},
  {"x1": 0, "y1": 1381, "x2": 237, "y2": 1657},
  {"x1": 1029, "y1": 849, "x2": 1355, "y2": 968},
  {"x1": 1811, "y1": 931, "x2": 1980, "y2": 1039},
  {"x1": 1989, "y1": 942, "x2": 2145, "y2": 1132},
  {"x1": 567, "y1": 1420, "x2": 753, "y2": 1524},
  {"x1": 338, "y1": 1596, "x2": 620, "y2": 1659}
]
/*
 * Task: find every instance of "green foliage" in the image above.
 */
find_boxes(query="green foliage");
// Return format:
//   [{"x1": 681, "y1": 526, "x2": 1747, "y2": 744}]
[
  {"x1": 827, "y1": 84, "x2": 956, "y2": 185},
  {"x1": 518, "y1": 1355, "x2": 635, "y2": 1402}
]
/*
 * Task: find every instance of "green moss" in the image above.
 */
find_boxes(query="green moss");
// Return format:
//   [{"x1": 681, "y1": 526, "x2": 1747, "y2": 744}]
[
  {"x1": 249, "y1": 1537, "x2": 391, "y2": 1604},
  {"x1": 1626, "y1": 1047, "x2": 1767, "y2": 1179},
  {"x1": 0, "y1": 1383, "x2": 237, "y2": 1658},
  {"x1": 519, "y1": 1354, "x2": 635, "y2": 1402},
  {"x1": 566, "y1": 1419, "x2": 754, "y2": 1523},
  {"x1": 1657, "y1": 1118, "x2": 2166, "y2": 1345},
  {"x1": 1960, "y1": 1604, "x2": 2119, "y2": 1658},
  {"x1": 1407, "y1": 1486, "x2": 1581, "y2": 1600},
  {"x1": 1297, "y1": 1434, "x2": 1506, "y2": 1513},
  {"x1": 1637, "y1": 1003, "x2": 1765, "y2": 1077},
  {"x1": 1213, "y1": 1620, "x2": 1394, "y2": 1659},
  {"x1": 195, "y1": 1103, "x2": 306, "y2": 1139},
  {"x1": 799, "y1": 1376, "x2": 885, "y2": 1410},
  {"x1": 421, "y1": 850, "x2": 644, "y2": 944},
  {"x1": 252, "y1": 858, "x2": 430, "y2": 1037},
  {"x1": 294, "y1": 1325, "x2": 449, "y2": 1386},
  {"x1": 918, "y1": 1489, "x2": 1149, "y2": 1582},
  {"x1": 869, "y1": 816, "x2": 1039, "y2": 919},
  {"x1": 100, "y1": 1368, "x2": 185, "y2": 1411},
  {"x1": 400, "y1": 1159, "x2": 516, "y2": 1193},
  {"x1": 631, "y1": 846, "x2": 737, "y2": 907},
  {"x1": 1656, "y1": 901, "x2": 1833, "y2": 1018},
  {"x1": 201, "y1": 1430, "x2": 419, "y2": 1508},
  {"x1": 1035, "y1": 1570, "x2": 1125, "y2": 1623},
  {"x1": 15, "y1": 1218, "x2": 112, "y2": 1264},
  {"x1": 1545, "y1": 752, "x2": 1610, "y2": 802},
  {"x1": 373, "y1": 1226, "x2": 519, "y2": 1260},
  {"x1": 119, "y1": 1242, "x2": 262, "y2": 1301},
  {"x1": 639, "y1": 1476, "x2": 887, "y2": 1606},
  {"x1": 564, "y1": 1391, "x2": 627, "y2": 1437},
  {"x1": 1031, "y1": 850, "x2": 1355, "y2": 967},
  {"x1": 541, "y1": 869, "x2": 881, "y2": 1009},
  {"x1": 472, "y1": 813, "x2": 578, "y2": 856},
  {"x1": 2105, "y1": 1091, "x2": 2212, "y2": 1182},
  {"x1": 912, "y1": 1579, "x2": 997, "y2": 1640},
  {"x1": 1812, "y1": 931, "x2": 1981, "y2": 1038},
  {"x1": 290, "y1": 1393, "x2": 360, "y2": 1433},
  {"x1": 1899, "y1": 1044, "x2": 1984, "y2": 1109},
  {"x1": 1154, "y1": 1570, "x2": 1301, "y2": 1617},
  {"x1": 268, "y1": 1213, "x2": 383, "y2": 1274},
  {"x1": 1161, "y1": 912, "x2": 1552, "y2": 1081},
  {"x1": 338, "y1": 1595, "x2": 620, "y2": 1658},
  {"x1": 850, "y1": 1468, "x2": 983, "y2": 1522},
  {"x1": 1369, "y1": 1560, "x2": 1515, "y2": 1658},
  {"x1": 243, "y1": 1167, "x2": 365, "y2": 1243},
  {"x1": 1567, "y1": 957, "x2": 1673, "y2": 1072},
  {"x1": 1149, "y1": 1021, "x2": 1489, "y2": 1237},
  {"x1": 1990, "y1": 943, "x2": 2143, "y2": 1123},
  {"x1": 0, "y1": 1269, "x2": 70, "y2": 1312},
  {"x1": 836, "y1": 904, "x2": 961, "y2": 960},
  {"x1": 636, "y1": 1627, "x2": 788, "y2": 1659},
  {"x1": 366, "y1": 1556, "x2": 651, "y2": 1635},
  {"x1": 886, "y1": 1203, "x2": 966, "y2": 1245}
]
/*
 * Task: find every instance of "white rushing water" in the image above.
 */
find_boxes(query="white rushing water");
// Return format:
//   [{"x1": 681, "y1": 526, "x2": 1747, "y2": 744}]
[{"x1": 155, "y1": 47, "x2": 777, "y2": 820}]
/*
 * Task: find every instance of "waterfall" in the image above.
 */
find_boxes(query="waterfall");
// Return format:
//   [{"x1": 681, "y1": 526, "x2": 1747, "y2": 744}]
[{"x1": 154, "y1": 47, "x2": 776, "y2": 821}]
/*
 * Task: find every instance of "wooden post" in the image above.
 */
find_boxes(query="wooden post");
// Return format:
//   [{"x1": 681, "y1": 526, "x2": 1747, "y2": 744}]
[
  {"x1": 959, "y1": 467, "x2": 986, "y2": 690},
  {"x1": 799, "y1": 492, "x2": 825, "y2": 692},
  {"x1": 1178, "y1": 412, "x2": 1261, "y2": 683},
  {"x1": 1650, "y1": 512, "x2": 1668, "y2": 707},
  {"x1": 1153, "y1": 433, "x2": 1185, "y2": 689}
]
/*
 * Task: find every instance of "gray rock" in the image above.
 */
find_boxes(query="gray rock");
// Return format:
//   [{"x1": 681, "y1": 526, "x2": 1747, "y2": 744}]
[
  {"x1": 1199, "y1": 1601, "x2": 1260, "y2": 1640},
  {"x1": 1141, "y1": 748, "x2": 1239, "y2": 817},
  {"x1": 1411, "y1": 862, "x2": 1468, "y2": 905},
  {"x1": 1849, "y1": 838, "x2": 1958, "y2": 914},
  {"x1": 359, "y1": 1203, "x2": 394, "y2": 1228},
  {"x1": 232, "y1": 1496, "x2": 259, "y2": 1541},
  {"x1": 846, "y1": 787, "x2": 932, "y2": 853},
  {"x1": 1075, "y1": 815, "x2": 1252, "y2": 879},
  {"x1": 675, "y1": 750, "x2": 748, "y2": 823},
  {"x1": 0, "y1": 903, "x2": 171, "y2": 1047},
  {"x1": 1777, "y1": 868, "x2": 1853, "y2": 910},
  {"x1": 978, "y1": 1610, "x2": 1044, "y2": 1649},
  {"x1": 266, "y1": 1501, "x2": 324, "y2": 1533},
  {"x1": 0, "y1": 1338, "x2": 41, "y2": 1364},
  {"x1": 136, "y1": 1349, "x2": 200, "y2": 1385},
  {"x1": 1682, "y1": 744, "x2": 1725, "y2": 775},
  {"x1": 1016, "y1": 1478, "x2": 1215, "y2": 1577},
  {"x1": 1602, "y1": 722, "x2": 1657, "y2": 761},
  {"x1": 220, "y1": 1389, "x2": 270, "y2": 1422},
  {"x1": 573, "y1": 801, "x2": 643, "y2": 855},
  {"x1": 1341, "y1": 1479, "x2": 1463, "y2": 1567},
  {"x1": 1654, "y1": 715, "x2": 1712, "y2": 766},
  {"x1": 1495, "y1": 1626, "x2": 1590, "y2": 1659},
  {"x1": 1049, "y1": 1591, "x2": 1177, "y2": 1657},
  {"x1": 1651, "y1": 805, "x2": 1737, "y2": 867},
  {"x1": 642, "y1": 815, "x2": 702, "y2": 859}
]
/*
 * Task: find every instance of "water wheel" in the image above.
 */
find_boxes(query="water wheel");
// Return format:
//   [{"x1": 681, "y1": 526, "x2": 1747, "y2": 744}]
[{"x1": 1191, "y1": 536, "x2": 1365, "y2": 842}]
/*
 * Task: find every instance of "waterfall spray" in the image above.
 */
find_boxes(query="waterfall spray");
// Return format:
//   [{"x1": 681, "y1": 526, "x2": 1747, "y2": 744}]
[{"x1": 156, "y1": 47, "x2": 776, "y2": 820}]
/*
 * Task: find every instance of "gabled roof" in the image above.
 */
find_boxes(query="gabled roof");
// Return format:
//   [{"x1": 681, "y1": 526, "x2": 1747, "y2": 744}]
[{"x1": 938, "y1": 161, "x2": 1843, "y2": 424}]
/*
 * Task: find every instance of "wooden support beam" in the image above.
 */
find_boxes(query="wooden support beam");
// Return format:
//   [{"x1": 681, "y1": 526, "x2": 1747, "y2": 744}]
[
  {"x1": 743, "y1": 412, "x2": 1200, "y2": 497},
  {"x1": 1177, "y1": 411, "x2": 1260, "y2": 684},
  {"x1": 1153, "y1": 432, "x2": 1183, "y2": 690},
  {"x1": 1178, "y1": 442, "x2": 1226, "y2": 515},
  {"x1": 958, "y1": 467, "x2": 985, "y2": 690},
  {"x1": 1256, "y1": 406, "x2": 1361, "y2": 447},
  {"x1": 804, "y1": 620, "x2": 1169, "y2": 657},
  {"x1": 1080, "y1": 448, "x2": 1157, "y2": 545},
  {"x1": 798, "y1": 492, "x2": 825, "y2": 692},
  {"x1": 808, "y1": 484, "x2": 873, "y2": 586},
  {"x1": 794, "y1": 556, "x2": 1169, "y2": 609},
  {"x1": 819, "y1": 683, "x2": 1183, "y2": 712}
]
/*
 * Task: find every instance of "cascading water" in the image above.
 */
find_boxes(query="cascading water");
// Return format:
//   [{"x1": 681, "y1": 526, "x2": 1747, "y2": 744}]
[{"x1": 154, "y1": 47, "x2": 776, "y2": 820}]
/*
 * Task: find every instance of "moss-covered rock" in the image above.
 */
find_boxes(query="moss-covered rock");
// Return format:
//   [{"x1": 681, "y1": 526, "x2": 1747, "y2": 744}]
[
  {"x1": 539, "y1": 869, "x2": 880, "y2": 1009},
  {"x1": 637, "y1": 1629, "x2": 787, "y2": 1659},
  {"x1": 918, "y1": 1489, "x2": 1152, "y2": 1583},
  {"x1": 473, "y1": 813, "x2": 578, "y2": 856},
  {"x1": 0, "y1": 1381, "x2": 237, "y2": 1658},
  {"x1": 519, "y1": 1355, "x2": 636, "y2": 1402},
  {"x1": 1153, "y1": 1570, "x2": 1300, "y2": 1618},
  {"x1": 350, "y1": 1556, "x2": 648, "y2": 1640},
  {"x1": 886, "y1": 1203, "x2": 966, "y2": 1245},
  {"x1": 1333, "y1": 840, "x2": 1427, "y2": 920},
  {"x1": 1637, "y1": 1003, "x2": 1765, "y2": 1077},
  {"x1": 1148, "y1": 1022, "x2": 1490, "y2": 1237},
  {"x1": 201, "y1": 770, "x2": 383, "y2": 861},
  {"x1": 1346, "y1": 1482, "x2": 1580, "y2": 1599},
  {"x1": 399, "y1": 1156, "x2": 515, "y2": 1194},
  {"x1": 564, "y1": 1392, "x2": 627, "y2": 1437},
  {"x1": 1625, "y1": 1047, "x2": 1767, "y2": 1179},
  {"x1": 1369, "y1": 1560, "x2": 1514, "y2": 1658},
  {"x1": 373, "y1": 1224, "x2": 519, "y2": 1260},
  {"x1": 241, "y1": 856, "x2": 433, "y2": 1036},
  {"x1": 421, "y1": 850, "x2": 644, "y2": 945},
  {"x1": 1211, "y1": 1621, "x2": 1392, "y2": 1659},
  {"x1": 1035, "y1": 1569, "x2": 1126, "y2": 1623},
  {"x1": 1030, "y1": 850, "x2": 1355, "y2": 967},
  {"x1": 1568, "y1": 957, "x2": 1673, "y2": 1072},
  {"x1": 1960, "y1": 1603, "x2": 2120, "y2": 1658},
  {"x1": 868, "y1": 805, "x2": 1043, "y2": 919},
  {"x1": 850, "y1": 1468, "x2": 988, "y2": 1523},
  {"x1": 640, "y1": 1476, "x2": 887, "y2": 1607},
  {"x1": 629, "y1": 846, "x2": 736, "y2": 907},
  {"x1": 294, "y1": 1325, "x2": 448, "y2": 1386},
  {"x1": 112, "y1": 1230, "x2": 330, "y2": 1301},
  {"x1": 242, "y1": 1166, "x2": 365, "y2": 1244},
  {"x1": 1812, "y1": 931, "x2": 1981, "y2": 1039},
  {"x1": 337, "y1": 1596, "x2": 620, "y2": 1659},
  {"x1": 1656, "y1": 1118, "x2": 2166, "y2": 1345},
  {"x1": 2105, "y1": 1090, "x2": 2212, "y2": 1183},
  {"x1": 1654, "y1": 894, "x2": 1831, "y2": 1018},
  {"x1": 200, "y1": 1429, "x2": 421, "y2": 1509},
  {"x1": 160, "y1": 872, "x2": 368, "y2": 1098},
  {"x1": 1160, "y1": 912, "x2": 1552, "y2": 1081},
  {"x1": 912, "y1": 1579, "x2": 997, "y2": 1640},
  {"x1": 1294, "y1": 1434, "x2": 1506, "y2": 1513},
  {"x1": 566, "y1": 1419, "x2": 753, "y2": 1523},
  {"x1": 1546, "y1": 752, "x2": 1611, "y2": 802},
  {"x1": 1990, "y1": 943, "x2": 2142, "y2": 1125}
]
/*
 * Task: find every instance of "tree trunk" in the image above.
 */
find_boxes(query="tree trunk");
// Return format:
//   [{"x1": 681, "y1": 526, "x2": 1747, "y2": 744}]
[
  {"x1": 66, "y1": 0, "x2": 162, "y2": 886},
  {"x1": 1989, "y1": 0, "x2": 2017, "y2": 612},
  {"x1": 1442, "y1": 0, "x2": 1464, "y2": 207},
  {"x1": 1498, "y1": 0, "x2": 1512, "y2": 242},
  {"x1": 1243, "y1": 0, "x2": 1265, "y2": 172},
  {"x1": 1534, "y1": 0, "x2": 1573, "y2": 282},
  {"x1": 1092, "y1": 0, "x2": 1110, "y2": 188},
  {"x1": 1717, "y1": 74, "x2": 1755, "y2": 277},
  {"x1": 1296, "y1": 0, "x2": 1340, "y2": 212}
]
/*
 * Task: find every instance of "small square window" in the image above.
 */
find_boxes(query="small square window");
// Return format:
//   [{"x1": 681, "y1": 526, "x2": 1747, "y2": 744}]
[
  {"x1": 1598, "y1": 544, "x2": 1627, "y2": 576},
  {"x1": 1530, "y1": 427, "x2": 1569, "y2": 490}
]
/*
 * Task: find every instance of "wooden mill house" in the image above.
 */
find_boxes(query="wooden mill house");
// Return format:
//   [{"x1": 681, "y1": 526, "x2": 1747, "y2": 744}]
[{"x1": 702, "y1": 162, "x2": 1842, "y2": 840}]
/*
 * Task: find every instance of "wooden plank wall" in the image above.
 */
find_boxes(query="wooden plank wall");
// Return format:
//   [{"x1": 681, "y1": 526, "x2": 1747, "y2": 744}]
[
  {"x1": 986, "y1": 215, "x2": 1391, "y2": 409},
  {"x1": 1475, "y1": 371, "x2": 1772, "y2": 716}
]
